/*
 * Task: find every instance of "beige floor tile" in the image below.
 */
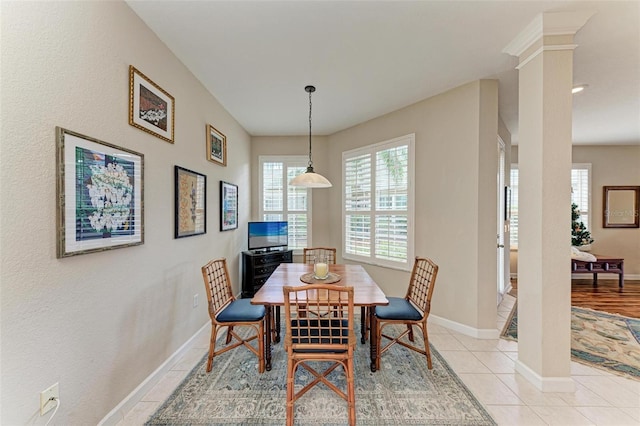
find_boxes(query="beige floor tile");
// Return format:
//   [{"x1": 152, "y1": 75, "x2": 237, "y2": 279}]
[
  {"x1": 171, "y1": 347, "x2": 207, "y2": 371},
  {"x1": 570, "y1": 361, "x2": 608, "y2": 376},
  {"x1": 473, "y1": 351, "x2": 516, "y2": 374},
  {"x1": 497, "y1": 310, "x2": 511, "y2": 320},
  {"x1": 498, "y1": 304, "x2": 514, "y2": 314},
  {"x1": 496, "y1": 373, "x2": 570, "y2": 407},
  {"x1": 457, "y1": 373, "x2": 524, "y2": 405},
  {"x1": 141, "y1": 370, "x2": 190, "y2": 402},
  {"x1": 437, "y1": 350, "x2": 492, "y2": 374},
  {"x1": 430, "y1": 333, "x2": 467, "y2": 350},
  {"x1": 607, "y1": 375, "x2": 640, "y2": 395},
  {"x1": 620, "y1": 406, "x2": 640, "y2": 422},
  {"x1": 116, "y1": 401, "x2": 160, "y2": 426},
  {"x1": 427, "y1": 322, "x2": 451, "y2": 334},
  {"x1": 496, "y1": 319, "x2": 507, "y2": 331},
  {"x1": 452, "y1": 334, "x2": 501, "y2": 351},
  {"x1": 576, "y1": 406, "x2": 639, "y2": 425},
  {"x1": 193, "y1": 329, "x2": 212, "y2": 348},
  {"x1": 503, "y1": 351, "x2": 519, "y2": 361},
  {"x1": 574, "y1": 375, "x2": 640, "y2": 408},
  {"x1": 496, "y1": 338, "x2": 518, "y2": 352},
  {"x1": 484, "y1": 405, "x2": 546, "y2": 425},
  {"x1": 528, "y1": 405, "x2": 595, "y2": 425},
  {"x1": 548, "y1": 382, "x2": 612, "y2": 407}
]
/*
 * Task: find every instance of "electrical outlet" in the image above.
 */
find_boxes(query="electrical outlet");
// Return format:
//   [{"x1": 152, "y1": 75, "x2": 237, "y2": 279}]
[
  {"x1": 40, "y1": 382, "x2": 59, "y2": 416},
  {"x1": 193, "y1": 294, "x2": 199, "y2": 308}
]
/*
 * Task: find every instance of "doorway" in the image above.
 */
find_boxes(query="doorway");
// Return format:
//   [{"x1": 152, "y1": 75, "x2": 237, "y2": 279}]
[{"x1": 497, "y1": 138, "x2": 507, "y2": 305}]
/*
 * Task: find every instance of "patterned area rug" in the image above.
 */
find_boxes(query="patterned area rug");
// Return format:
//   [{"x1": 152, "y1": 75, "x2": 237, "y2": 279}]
[
  {"x1": 501, "y1": 306, "x2": 640, "y2": 379},
  {"x1": 146, "y1": 325, "x2": 496, "y2": 425}
]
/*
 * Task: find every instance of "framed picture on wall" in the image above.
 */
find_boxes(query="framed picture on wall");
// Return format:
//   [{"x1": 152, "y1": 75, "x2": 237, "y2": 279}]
[
  {"x1": 603, "y1": 186, "x2": 640, "y2": 228},
  {"x1": 129, "y1": 65, "x2": 175, "y2": 143},
  {"x1": 175, "y1": 166, "x2": 207, "y2": 238},
  {"x1": 56, "y1": 127, "x2": 144, "y2": 258},
  {"x1": 220, "y1": 181, "x2": 238, "y2": 231},
  {"x1": 206, "y1": 124, "x2": 227, "y2": 166}
]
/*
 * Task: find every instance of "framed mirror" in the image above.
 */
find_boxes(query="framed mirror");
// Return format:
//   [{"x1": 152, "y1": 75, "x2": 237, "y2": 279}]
[{"x1": 603, "y1": 186, "x2": 639, "y2": 228}]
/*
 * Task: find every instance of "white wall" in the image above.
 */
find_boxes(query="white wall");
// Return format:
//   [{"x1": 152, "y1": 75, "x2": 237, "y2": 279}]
[{"x1": 0, "y1": 2, "x2": 251, "y2": 424}]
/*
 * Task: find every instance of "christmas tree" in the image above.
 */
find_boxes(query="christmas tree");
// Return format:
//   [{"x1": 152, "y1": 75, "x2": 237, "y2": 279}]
[{"x1": 571, "y1": 203, "x2": 594, "y2": 247}]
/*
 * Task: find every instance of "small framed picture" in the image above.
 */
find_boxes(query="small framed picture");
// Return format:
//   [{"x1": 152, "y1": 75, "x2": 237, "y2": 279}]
[
  {"x1": 129, "y1": 65, "x2": 175, "y2": 143},
  {"x1": 220, "y1": 181, "x2": 238, "y2": 231},
  {"x1": 56, "y1": 127, "x2": 144, "y2": 258},
  {"x1": 206, "y1": 124, "x2": 227, "y2": 166},
  {"x1": 175, "y1": 166, "x2": 207, "y2": 238}
]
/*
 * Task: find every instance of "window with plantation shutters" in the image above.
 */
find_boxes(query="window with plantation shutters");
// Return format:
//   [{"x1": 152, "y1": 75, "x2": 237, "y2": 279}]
[
  {"x1": 343, "y1": 134, "x2": 415, "y2": 270},
  {"x1": 509, "y1": 167, "x2": 519, "y2": 248},
  {"x1": 509, "y1": 163, "x2": 591, "y2": 248},
  {"x1": 259, "y1": 156, "x2": 311, "y2": 252},
  {"x1": 571, "y1": 164, "x2": 591, "y2": 231}
]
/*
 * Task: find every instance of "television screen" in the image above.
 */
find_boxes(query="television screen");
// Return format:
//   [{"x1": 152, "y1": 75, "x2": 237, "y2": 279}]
[{"x1": 248, "y1": 221, "x2": 288, "y2": 251}]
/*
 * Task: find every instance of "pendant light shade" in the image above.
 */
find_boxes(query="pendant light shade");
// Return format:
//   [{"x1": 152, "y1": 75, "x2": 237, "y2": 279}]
[{"x1": 289, "y1": 85, "x2": 332, "y2": 188}]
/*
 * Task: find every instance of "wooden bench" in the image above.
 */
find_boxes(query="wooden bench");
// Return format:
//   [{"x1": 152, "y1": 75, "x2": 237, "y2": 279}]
[{"x1": 571, "y1": 255, "x2": 624, "y2": 288}]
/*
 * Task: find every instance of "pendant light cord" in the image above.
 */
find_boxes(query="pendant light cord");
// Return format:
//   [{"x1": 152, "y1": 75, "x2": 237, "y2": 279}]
[{"x1": 308, "y1": 88, "x2": 313, "y2": 169}]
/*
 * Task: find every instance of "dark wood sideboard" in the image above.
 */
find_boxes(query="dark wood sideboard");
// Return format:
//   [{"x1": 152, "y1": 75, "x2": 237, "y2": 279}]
[
  {"x1": 571, "y1": 255, "x2": 624, "y2": 288},
  {"x1": 241, "y1": 249, "x2": 293, "y2": 298}
]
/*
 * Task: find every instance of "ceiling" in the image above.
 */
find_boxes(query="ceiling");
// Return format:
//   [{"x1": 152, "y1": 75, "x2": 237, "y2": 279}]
[{"x1": 126, "y1": 1, "x2": 640, "y2": 145}]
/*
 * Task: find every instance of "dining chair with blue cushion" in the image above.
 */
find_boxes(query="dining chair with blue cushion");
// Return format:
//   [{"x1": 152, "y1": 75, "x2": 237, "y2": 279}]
[
  {"x1": 283, "y1": 284, "x2": 355, "y2": 426},
  {"x1": 201, "y1": 258, "x2": 266, "y2": 373},
  {"x1": 374, "y1": 256, "x2": 439, "y2": 371}
]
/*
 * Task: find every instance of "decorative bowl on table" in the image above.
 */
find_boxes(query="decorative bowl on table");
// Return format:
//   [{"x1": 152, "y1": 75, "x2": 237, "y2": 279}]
[{"x1": 300, "y1": 272, "x2": 342, "y2": 284}]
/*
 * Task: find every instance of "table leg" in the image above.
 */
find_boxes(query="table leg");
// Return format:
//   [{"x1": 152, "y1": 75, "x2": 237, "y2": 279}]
[
  {"x1": 265, "y1": 305, "x2": 272, "y2": 371},
  {"x1": 275, "y1": 306, "x2": 281, "y2": 343},
  {"x1": 360, "y1": 307, "x2": 366, "y2": 344},
  {"x1": 593, "y1": 273, "x2": 598, "y2": 286},
  {"x1": 369, "y1": 306, "x2": 378, "y2": 372},
  {"x1": 619, "y1": 272, "x2": 624, "y2": 288}
]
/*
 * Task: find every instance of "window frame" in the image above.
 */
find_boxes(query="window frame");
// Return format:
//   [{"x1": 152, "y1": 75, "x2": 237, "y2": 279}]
[
  {"x1": 342, "y1": 134, "x2": 415, "y2": 271},
  {"x1": 258, "y1": 155, "x2": 313, "y2": 255}
]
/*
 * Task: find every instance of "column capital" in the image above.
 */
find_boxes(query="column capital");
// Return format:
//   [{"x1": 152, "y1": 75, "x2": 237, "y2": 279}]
[{"x1": 503, "y1": 10, "x2": 595, "y2": 58}]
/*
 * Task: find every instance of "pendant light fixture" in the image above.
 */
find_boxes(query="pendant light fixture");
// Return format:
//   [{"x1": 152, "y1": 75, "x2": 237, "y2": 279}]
[{"x1": 289, "y1": 85, "x2": 332, "y2": 188}]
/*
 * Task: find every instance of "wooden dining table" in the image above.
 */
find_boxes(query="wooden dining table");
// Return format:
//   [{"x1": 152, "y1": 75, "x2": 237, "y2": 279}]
[{"x1": 251, "y1": 263, "x2": 389, "y2": 372}]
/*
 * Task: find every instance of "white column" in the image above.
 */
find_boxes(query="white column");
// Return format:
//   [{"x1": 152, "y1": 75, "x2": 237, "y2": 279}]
[{"x1": 503, "y1": 10, "x2": 593, "y2": 392}]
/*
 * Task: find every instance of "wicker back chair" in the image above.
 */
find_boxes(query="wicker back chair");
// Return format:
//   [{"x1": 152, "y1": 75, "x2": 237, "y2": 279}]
[
  {"x1": 283, "y1": 284, "x2": 356, "y2": 426},
  {"x1": 302, "y1": 247, "x2": 337, "y2": 265},
  {"x1": 374, "y1": 257, "x2": 439, "y2": 370},
  {"x1": 201, "y1": 258, "x2": 265, "y2": 373}
]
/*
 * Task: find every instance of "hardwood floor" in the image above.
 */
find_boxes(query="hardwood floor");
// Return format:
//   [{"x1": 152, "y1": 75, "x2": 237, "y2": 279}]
[{"x1": 509, "y1": 278, "x2": 640, "y2": 318}]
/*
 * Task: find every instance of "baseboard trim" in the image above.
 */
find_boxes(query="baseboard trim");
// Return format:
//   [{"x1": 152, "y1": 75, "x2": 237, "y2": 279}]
[
  {"x1": 515, "y1": 360, "x2": 575, "y2": 392},
  {"x1": 430, "y1": 314, "x2": 500, "y2": 339},
  {"x1": 511, "y1": 273, "x2": 639, "y2": 280},
  {"x1": 98, "y1": 322, "x2": 210, "y2": 426}
]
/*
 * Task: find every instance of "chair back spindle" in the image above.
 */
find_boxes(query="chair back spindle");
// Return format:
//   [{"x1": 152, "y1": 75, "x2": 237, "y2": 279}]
[
  {"x1": 406, "y1": 257, "x2": 438, "y2": 315},
  {"x1": 302, "y1": 247, "x2": 337, "y2": 265}
]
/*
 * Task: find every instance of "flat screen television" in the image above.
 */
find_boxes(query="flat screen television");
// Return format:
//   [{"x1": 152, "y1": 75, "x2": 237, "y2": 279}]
[{"x1": 248, "y1": 221, "x2": 288, "y2": 251}]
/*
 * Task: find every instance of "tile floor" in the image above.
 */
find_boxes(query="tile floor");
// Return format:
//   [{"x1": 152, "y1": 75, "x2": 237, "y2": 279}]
[{"x1": 117, "y1": 294, "x2": 640, "y2": 425}]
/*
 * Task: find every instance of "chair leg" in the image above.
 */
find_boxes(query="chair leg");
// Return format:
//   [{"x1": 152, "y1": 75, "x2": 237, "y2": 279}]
[
  {"x1": 225, "y1": 326, "x2": 233, "y2": 344},
  {"x1": 347, "y1": 353, "x2": 356, "y2": 426},
  {"x1": 286, "y1": 357, "x2": 295, "y2": 426},
  {"x1": 421, "y1": 322, "x2": 433, "y2": 369},
  {"x1": 206, "y1": 324, "x2": 217, "y2": 373},
  {"x1": 407, "y1": 324, "x2": 414, "y2": 342},
  {"x1": 376, "y1": 321, "x2": 382, "y2": 371}
]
